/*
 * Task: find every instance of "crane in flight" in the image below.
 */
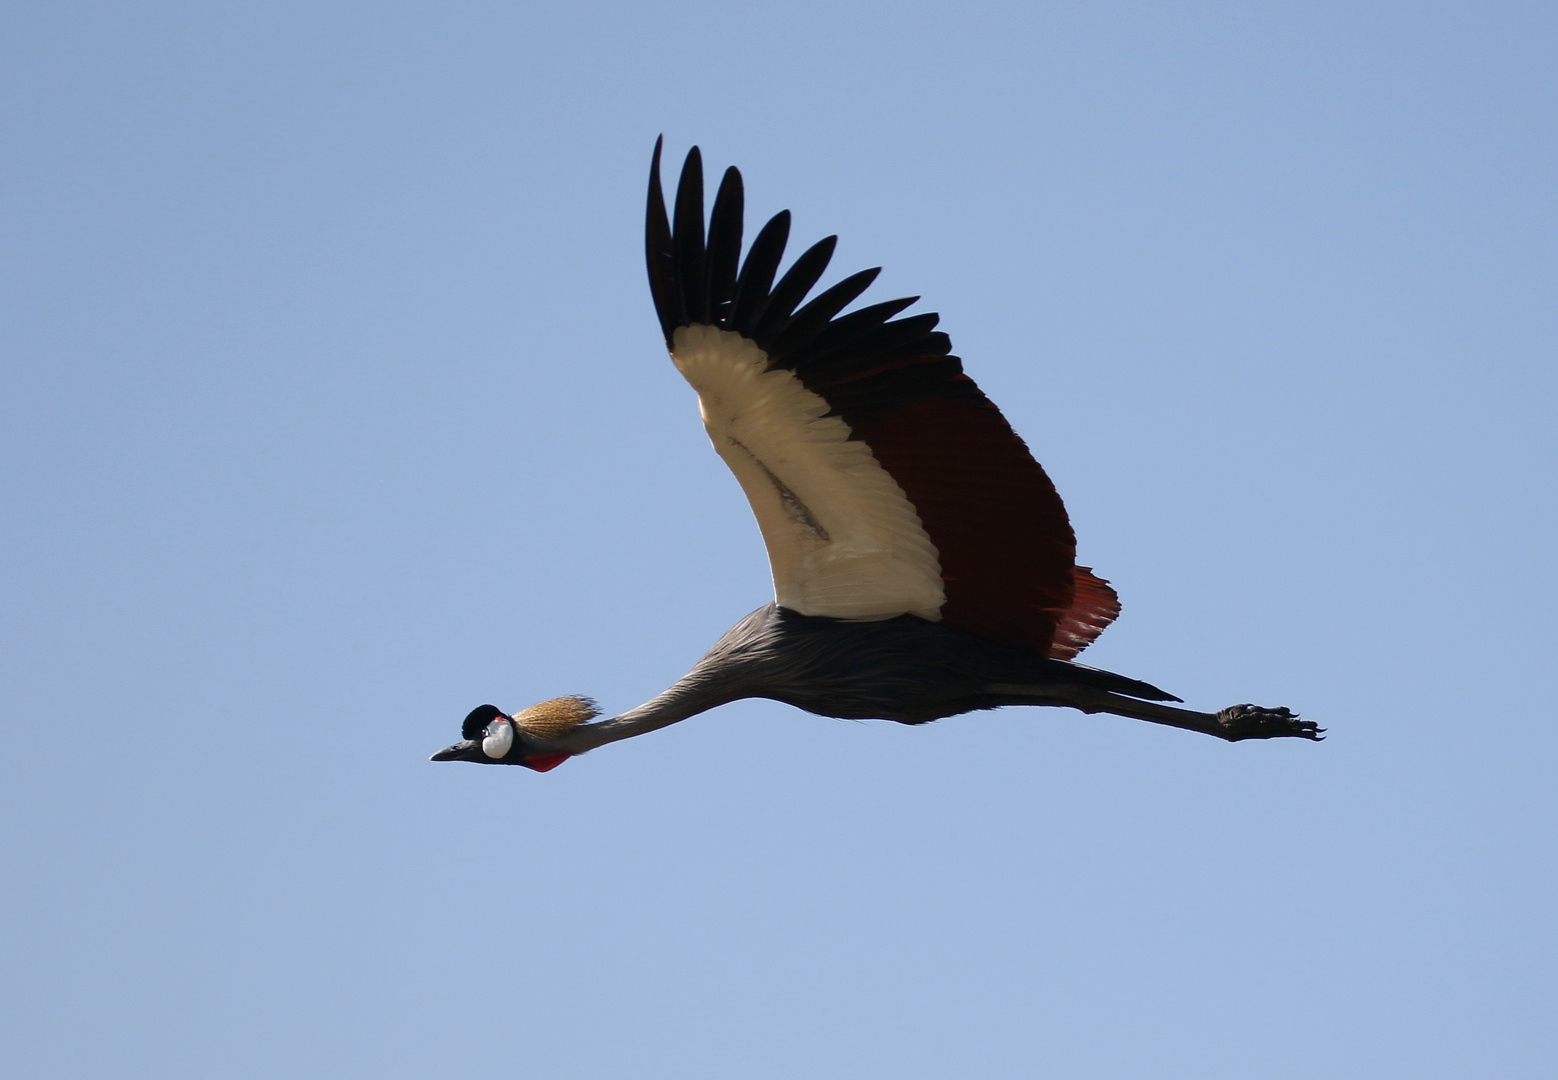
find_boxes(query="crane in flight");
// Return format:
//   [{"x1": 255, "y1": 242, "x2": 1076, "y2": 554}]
[{"x1": 432, "y1": 140, "x2": 1319, "y2": 772}]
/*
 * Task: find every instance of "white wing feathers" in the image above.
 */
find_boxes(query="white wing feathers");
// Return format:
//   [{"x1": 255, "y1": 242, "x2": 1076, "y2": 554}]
[{"x1": 671, "y1": 325, "x2": 945, "y2": 621}]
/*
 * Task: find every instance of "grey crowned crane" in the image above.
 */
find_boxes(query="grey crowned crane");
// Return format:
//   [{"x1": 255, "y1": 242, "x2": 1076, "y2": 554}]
[{"x1": 432, "y1": 140, "x2": 1320, "y2": 772}]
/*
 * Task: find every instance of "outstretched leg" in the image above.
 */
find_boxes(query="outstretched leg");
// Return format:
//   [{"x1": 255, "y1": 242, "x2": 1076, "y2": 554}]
[
  {"x1": 987, "y1": 683, "x2": 1322, "y2": 742},
  {"x1": 1090, "y1": 693, "x2": 1321, "y2": 741}
]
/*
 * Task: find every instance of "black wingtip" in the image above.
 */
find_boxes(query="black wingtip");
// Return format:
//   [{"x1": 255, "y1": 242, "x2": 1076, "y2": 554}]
[
  {"x1": 645, "y1": 144, "x2": 948, "y2": 381},
  {"x1": 673, "y1": 147, "x2": 708, "y2": 324},
  {"x1": 646, "y1": 137, "x2": 678, "y2": 344},
  {"x1": 705, "y1": 165, "x2": 745, "y2": 328},
  {"x1": 751, "y1": 234, "x2": 839, "y2": 340}
]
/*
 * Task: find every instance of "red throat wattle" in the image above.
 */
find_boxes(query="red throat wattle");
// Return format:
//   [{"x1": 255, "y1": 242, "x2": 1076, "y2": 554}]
[{"x1": 520, "y1": 753, "x2": 571, "y2": 773}]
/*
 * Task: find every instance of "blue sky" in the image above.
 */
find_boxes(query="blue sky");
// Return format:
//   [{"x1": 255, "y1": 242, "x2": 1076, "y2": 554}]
[{"x1": 3, "y1": 3, "x2": 1554, "y2": 1077}]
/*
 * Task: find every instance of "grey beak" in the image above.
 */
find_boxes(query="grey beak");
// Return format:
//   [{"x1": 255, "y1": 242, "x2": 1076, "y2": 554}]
[{"x1": 430, "y1": 739, "x2": 479, "y2": 762}]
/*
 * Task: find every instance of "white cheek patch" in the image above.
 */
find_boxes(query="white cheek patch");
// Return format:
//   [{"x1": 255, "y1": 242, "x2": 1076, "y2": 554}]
[
  {"x1": 482, "y1": 719, "x2": 515, "y2": 760},
  {"x1": 672, "y1": 324, "x2": 945, "y2": 622}
]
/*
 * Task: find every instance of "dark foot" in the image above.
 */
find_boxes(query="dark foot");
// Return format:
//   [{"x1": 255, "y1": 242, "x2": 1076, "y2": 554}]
[{"x1": 1215, "y1": 704, "x2": 1324, "y2": 742}]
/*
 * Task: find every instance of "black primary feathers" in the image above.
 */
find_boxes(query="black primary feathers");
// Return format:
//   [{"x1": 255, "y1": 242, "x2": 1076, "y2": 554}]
[{"x1": 645, "y1": 138, "x2": 953, "y2": 384}]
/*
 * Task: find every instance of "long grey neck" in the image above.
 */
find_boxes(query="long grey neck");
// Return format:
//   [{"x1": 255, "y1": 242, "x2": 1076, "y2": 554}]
[{"x1": 525, "y1": 670, "x2": 739, "y2": 756}]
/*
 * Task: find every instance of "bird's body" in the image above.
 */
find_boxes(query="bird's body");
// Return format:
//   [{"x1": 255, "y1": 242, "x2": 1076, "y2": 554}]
[
  {"x1": 432, "y1": 141, "x2": 1319, "y2": 771},
  {"x1": 692, "y1": 604, "x2": 1168, "y2": 725}
]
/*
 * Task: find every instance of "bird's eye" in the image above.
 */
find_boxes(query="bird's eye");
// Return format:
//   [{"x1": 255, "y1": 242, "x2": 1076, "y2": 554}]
[{"x1": 482, "y1": 718, "x2": 514, "y2": 760}]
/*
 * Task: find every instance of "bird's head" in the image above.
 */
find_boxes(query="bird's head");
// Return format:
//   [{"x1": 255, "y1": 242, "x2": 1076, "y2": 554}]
[{"x1": 430, "y1": 697, "x2": 600, "y2": 771}]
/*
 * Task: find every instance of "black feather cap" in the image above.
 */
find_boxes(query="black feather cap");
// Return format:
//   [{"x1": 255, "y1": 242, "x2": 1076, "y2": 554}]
[{"x1": 461, "y1": 704, "x2": 506, "y2": 741}]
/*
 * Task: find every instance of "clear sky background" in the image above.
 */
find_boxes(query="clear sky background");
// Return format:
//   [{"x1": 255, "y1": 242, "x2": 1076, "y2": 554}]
[{"x1": 3, "y1": 3, "x2": 1554, "y2": 1077}]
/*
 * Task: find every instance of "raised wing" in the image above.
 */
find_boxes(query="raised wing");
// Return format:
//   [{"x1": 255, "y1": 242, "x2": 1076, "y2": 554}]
[{"x1": 645, "y1": 140, "x2": 1118, "y2": 659}]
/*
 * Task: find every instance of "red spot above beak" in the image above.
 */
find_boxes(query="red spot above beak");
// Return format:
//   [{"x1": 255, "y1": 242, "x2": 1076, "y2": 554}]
[{"x1": 520, "y1": 753, "x2": 571, "y2": 773}]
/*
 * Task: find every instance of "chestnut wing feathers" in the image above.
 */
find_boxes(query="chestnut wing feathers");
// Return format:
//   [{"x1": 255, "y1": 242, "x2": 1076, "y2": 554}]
[{"x1": 645, "y1": 139, "x2": 1118, "y2": 659}]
